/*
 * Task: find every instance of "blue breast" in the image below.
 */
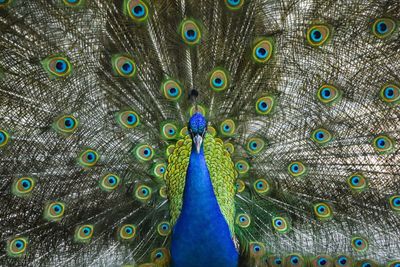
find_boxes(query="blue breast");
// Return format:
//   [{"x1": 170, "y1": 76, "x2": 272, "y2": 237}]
[{"x1": 170, "y1": 145, "x2": 238, "y2": 267}]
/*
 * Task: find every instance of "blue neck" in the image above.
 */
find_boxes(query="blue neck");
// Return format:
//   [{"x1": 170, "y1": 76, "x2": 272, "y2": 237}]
[{"x1": 170, "y1": 145, "x2": 238, "y2": 267}]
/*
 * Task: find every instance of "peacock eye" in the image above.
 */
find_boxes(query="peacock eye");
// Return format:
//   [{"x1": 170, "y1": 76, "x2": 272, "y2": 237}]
[
  {"x1": 249, "y1": 242, "x2": 265, "y2": 257},
  {"x1": 317, "y1": 85, "x2": 342, "y2": 105},
  {"x1": 225, "y1": 0, "x2": 244, "y2": 10},
  {"x1": 235, "y1": 179, "x2": 245, "y2": 193},
  {"x1": 288, "y1": 161, "x2": 306, "y2": 177},
  {"x1": 152, "y1": 162, "x2": 167, "y2": 179},
  {"x1": 347, "y1": 173, "x2": 367, "y2": 191},
  {"x1": 188, "y1": 107, "x2": 203, "y2": 119},
  {"x1": 313, "y1": 202, "x2": 333, "y2": 220},
  {"x1": 272, "y1": 216, "x2": 289, "y2": 233},
  {"x1": 55, "y1": 115, "x2": 78, "y2": 134},
  {"x1": 351, "y1": 236, "x2": 368, "y2": 252},
  {"x1": 0, "y1": 0, "x2": 12, "y2": 8},
  {"x1": 112, "y1": 55, "x2": 137, "y2": 78},
  {"x1": 125, "y1": 0, "x2": 149, "y2": 23},
  {"x1": 235, "y1": 159, "x2": 249, "y2": 175},
  {"x1": 209, "y1": 68, "x2": 230, "y2": 92},
  {"x1": 291, "y1": 256, "x2": 299, "y2": 264},
  {"x1": 63, "y1": 0, "x2": 84, "y2": 7},
  {"x1": 75, "y1": 225, "x2": 94, "y2": 242},
  {"x1": 306, "y1": 24, "x2": 330, "y2": 46},
  {"x1": 389, "y1": 195, "x2": 400, "y2": 212},
  {"x1": 8, "y1": 237, "x2": 28, "y2": 257},
  {"x1": 150, "y1": 248, "x2": 170, "y2": 264},
  {"x1": 255, "y1": 96, "x2": 275, "y2": 115},
  {"x1": 159, "y1": 186, "x2": 168, "y2": 198},
  {"x1": 219, "y1": 119, "x2": 236, "y2": 136},
  {"x1": 42, "y1": 56, "x2": 72, "y2": 78},
  {"x1": 117, "y1": 111, "x2": 140, "y2": 129},
  {"x1": 224, "y1": 142, "x2": 235, "y2": 154},
  {"x1": 79, "y1": 149, "x2": 99, "y2": 167},
  {"x1": 180, "y1": 19, "x2": 202, "y2": 46},
  {"x1": 162, "y1": 79, "x2": 183, "y2": 101},
  {"x1": 236, "y1": 213, "x2": 251, "y2": 228},
  {"x1": 119, "y1": 224, "x2": 136, "y2": 240},
  {"x1": 13, "y1": 177, "x2": 36, "y2": 196},
  {"x1": 380, "y1": 84, "x2": 400, "y2": 104},
  {"x1": 318, "y1": 258, "x2": 327, "y2": 266},
  {"x1": 252, "y1": 38, "x2": 274, "y2": 63},
  {"x1": 161, "y1": 122, "x2": 179, "y2": 140},
  {"x1": 134, "y1": 184, "x2": 152, "y2": 201},
  {"x1": 100, "y1": 174, "x2": 120, "y2": 192},
  {"x1": 246, "y1": 137, "x2": 265, "y2": 155},
  {"x1": 372, "y1": 134, "x2": 394, "y2": 154},
  {"x1": 44, "y1": 202, "x2": 65, "y2": 221},
  {"x1": 0, "y1": 129, "x2": 10, "y2": 147},
  {"x1": 337, "y1": 256, "x2": 350, "y2": 266},
  {"x1": 311, "y1": 128, "x2": 332, "y2": 145},
  {"x1": 372, "y1": 18, "x2": 396, "y2": 38},
  {"x1": 133, "y1": 144, "x2": 154, "y2": 161},
  {"x1": 253, "y1": 179, "x2": 270, "y2": 194},
  {"x1": 157, "y1": 221, "x2": 171, "y2": 236}
]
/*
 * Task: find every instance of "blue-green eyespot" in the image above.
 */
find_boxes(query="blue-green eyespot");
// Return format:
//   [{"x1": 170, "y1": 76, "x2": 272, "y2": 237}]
[
  {"x1": 7, "y1": 237, "x2": 28, "y2": 257},
  {"x1": 372, "y1": 18, "x2": 396, "y2": 39},
  {"x1": 75, "y1": 225, "x2": 94, "y2": 242},
  {"x1": 63, "y1": 0, "x2": 85, "y2": 7},
  {"x1": 54, "y1": 115, "x2": 79, "y2": 134},
  {"x1": 209, "y1": 68, "x2": 230, "y2": 92},
  {"x1": 117, "y1": 111, "x2": 140, "y2": 129},
  {"x1": 100, "y1": 174, "x2": 121, "y2": 192},
  {"x1": 42, "y1": 55, "x2": 72, "y2": 78},
  {"x1": 317, "y1": 84, "x2": 342, "y2": 105},
  {"x1": 134, "y1": 184, "x2": 152, "y2": 202},
  {"x1": 313, "y1": 202, "x2": 333, "y2": 220},
  {"x1": 252, "y1": 38, "x2": 274, "y2": 64},
  {"x1": 224, "y1": 0, "x2": 244, "y2": 11},
  {"x1": 119, "y1": 224, "x2": 136, "y2": 240},
  {"x1": 179, "y1": 19, "x2": 202, "y2": 46},
  {"x1": 236, "y1": 213, "x2": 251, "y2": 228},
  {"x1": 351, "y1": 236, "x2": 368, "y2": 252},
  {"x1": 220, "y1": 119, "x2": 236, "y2": 137},
  {"x1": 0, "y1": 129, "x2": 10, "y2": 147},
  {"x1": 78, "y1": 149, "x2": 99, "y2": 167},
  {"x1": 288, "y1": 161, "x2": 306, "y2": 177},
  {"x1": 133, "y1": 144, "x2": 154, "y2": 162},
  {"x1": 161, "y1": 79, "x2": 183, "y2": 101},
  {"x1": 307, "y1": 24, "x2": 331, "y2": 46},
  {"x1": 311, "y1": 128, "x2": 332, "y2": 145},
  {"x1": 44, "y1": 202, "x2": 65, "y2": 221},
  {"x1": 112, "y1": 54, "x2": 137, "y2": 78},
  {"x1": 372, "y1": 134, "x2": 395, "y2": 154},
  {"x1": 12, "y1": 177, "x2": 36, "y2": 197},
  {"x1": 380, "y1": 84, "x2": 400, "y2": 104},
  {"x1": 124, "y1": 0, "x2": 149, "y2": 23}
]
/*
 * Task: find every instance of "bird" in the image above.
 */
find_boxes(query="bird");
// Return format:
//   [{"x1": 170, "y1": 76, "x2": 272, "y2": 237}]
[{"x1": 0, "y1": 0, "x2": 400, "y2": 266}]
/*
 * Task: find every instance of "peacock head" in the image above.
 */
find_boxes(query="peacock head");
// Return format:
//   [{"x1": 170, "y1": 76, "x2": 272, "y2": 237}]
[{"x1": 188, "y1": 112, "x2": 207, "y2": 154}]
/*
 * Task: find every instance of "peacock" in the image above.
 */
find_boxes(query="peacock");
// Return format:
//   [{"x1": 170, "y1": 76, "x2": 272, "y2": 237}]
[{"x1": 0, "y1": 0, "x2": 400, "y2": 266}]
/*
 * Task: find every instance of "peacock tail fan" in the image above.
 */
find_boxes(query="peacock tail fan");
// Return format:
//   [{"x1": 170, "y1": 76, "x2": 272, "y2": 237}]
[{"x1": 0, "y1": 0, "x2": 399, "y2": 266}]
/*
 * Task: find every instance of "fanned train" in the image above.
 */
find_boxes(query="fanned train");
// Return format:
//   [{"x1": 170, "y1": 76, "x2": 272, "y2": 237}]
[{"x1": 0, "y1": 0, "x2": 400, "y2": 266}]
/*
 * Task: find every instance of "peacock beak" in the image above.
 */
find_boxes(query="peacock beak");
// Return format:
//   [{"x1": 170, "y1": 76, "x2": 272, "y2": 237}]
[{"x1": 193, "y1": 134, "x2": 203, "y2": 154}]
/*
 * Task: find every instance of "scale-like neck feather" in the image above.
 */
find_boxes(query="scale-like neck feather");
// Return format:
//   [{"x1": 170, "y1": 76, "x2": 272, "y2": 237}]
[{"x1": 170, "y1": 144, "x2": 238, "y2": 267}]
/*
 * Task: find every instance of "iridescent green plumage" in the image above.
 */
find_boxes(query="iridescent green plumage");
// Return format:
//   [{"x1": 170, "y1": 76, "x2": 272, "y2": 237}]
[{"x1": 165, "y1": 133, "x2": 237, "y2": 233}]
